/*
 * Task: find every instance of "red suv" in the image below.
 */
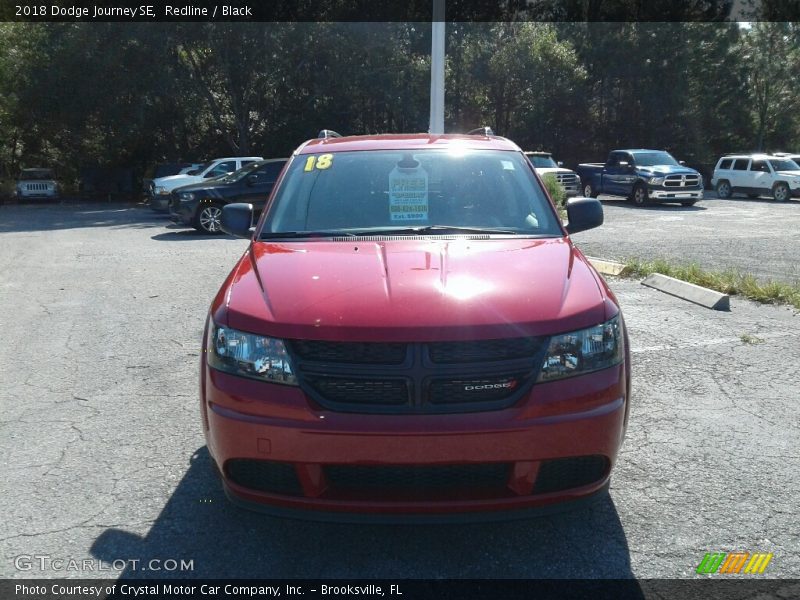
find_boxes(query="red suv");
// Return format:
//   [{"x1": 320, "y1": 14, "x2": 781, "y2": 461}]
[{"x1": 201, "y1": 131, "x2": 631, "y2": 521}]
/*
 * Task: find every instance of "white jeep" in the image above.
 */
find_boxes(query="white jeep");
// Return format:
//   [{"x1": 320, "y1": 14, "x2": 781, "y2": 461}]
[
  {"x1": 15, "y1": 168, "x2": 60, "y2": 200},
  {"x1": 711, "y1": 154, "x2": 800, "y2": 201}
]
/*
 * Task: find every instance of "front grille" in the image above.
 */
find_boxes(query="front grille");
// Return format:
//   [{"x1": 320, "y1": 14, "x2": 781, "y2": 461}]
[
  {"x1": 226, "y1": 459, "x2": 303, "y2": 495},
  {"x1": 533, "y1": 455, "x2": 608, "y2": 494},
  {"x1": 325, "y1": 463, "x2": 512, "y2": 493},
  {"x1": 305, "y1": 376, "x2": 409, "y2": 405},
  {"x1": 292, "y1": 338, "x2": 544, "y2": 414},
  {"x1": 556, "y1": 173, "x2": 580, "y2": 187},
  {"x1": 290, "y1": 340, "x2": 407, "y2": 364},
  {"x1": 428, "y1": 375, "x2": 525, "y2": 404},
  {"x1": 428, "y1": 338, "x2": 542, "y2": 363},
  {"x1": 664, "y1": 174, "x2": 700, "y2": 188}
]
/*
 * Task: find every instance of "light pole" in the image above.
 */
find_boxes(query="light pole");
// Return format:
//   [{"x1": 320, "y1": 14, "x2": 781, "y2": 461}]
[{"x1": 428, "y1": 0, "x2": 445, "y2": 134}]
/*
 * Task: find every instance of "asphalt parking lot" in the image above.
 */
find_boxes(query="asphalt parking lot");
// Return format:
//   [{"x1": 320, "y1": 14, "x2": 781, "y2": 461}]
[
  {"x1": 578, "y1": 193, "x2": 800, "y2": 283},
  {"x1": 1, "y1": 202, "x2": 798, "y2": 580}
]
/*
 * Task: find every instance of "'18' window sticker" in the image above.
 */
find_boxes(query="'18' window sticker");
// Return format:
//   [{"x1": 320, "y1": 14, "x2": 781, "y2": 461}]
[
  {"x1": 388, "y1": 155, "x2": 429, "y2": 222},
  {"x1": 303, "y1": 154, "x2": 334, "y2": 171}
]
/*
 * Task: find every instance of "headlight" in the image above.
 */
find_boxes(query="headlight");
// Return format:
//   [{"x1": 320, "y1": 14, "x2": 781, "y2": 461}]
[
  {"x1": 155, "y1": 186, "x2": 169, "y2": 195},
  {"x1": 648, "y1": 176, "x2": 664, "y2": 185},
  {"x1": 179, "y1": 192, "x2": 195, "y2": 201},
  {"x1": 537, "y1": 316, "x2": 624, "y2": 382},
  {"x1": 208, "y1": 323, "x2": 298, "y2": 386}
]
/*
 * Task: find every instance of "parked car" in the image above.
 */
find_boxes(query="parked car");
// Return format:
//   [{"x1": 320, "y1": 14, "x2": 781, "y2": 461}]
[
  {"x1": 201, "y1": 129, "x2": 631, "y2": 520},
  {"x1": 143, "y1": 163, "x2": 203, "y2": 200},
  {"x1": 15, "y1": 168, "x2": 60, "y2": 201},
  {"x1": 524, "y1": 151, "x2": 580, "y2": 197},
  {"x1": 711, "y1": 154, "x2": 800, "y2": 201},
  {"x1": 576, "y1": 149, "x2": 703, "y2": 206},
  {"x1": 149, "y1": 156, "x2": 263, "y2": 211},
  {"x1": 170, "y1": 158, "x2": 288, "y2": 234}
]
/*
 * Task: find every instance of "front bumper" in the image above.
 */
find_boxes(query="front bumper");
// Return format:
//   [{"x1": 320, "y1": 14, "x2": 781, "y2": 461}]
[
  {"x1": 169, "y1": 196, "x2": 195, "y2": 225},
  {"x1": 202, "y1": 359, "x2": 629, "y2": 519},
  {"x1": 647, "y1": 186, "x2": 703, "y2": 201},
  {"x1": 150, "y1": 194, "x2": 172, "y2": 212}
]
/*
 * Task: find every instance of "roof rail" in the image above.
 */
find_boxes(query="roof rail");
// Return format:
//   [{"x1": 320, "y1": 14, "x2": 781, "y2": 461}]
[
  {"x1": 318, "y1": 129, "x2": 342, "y2": 139},
  {"x1": 467, "y1": 126, "x2": 494, "y2": 136}
]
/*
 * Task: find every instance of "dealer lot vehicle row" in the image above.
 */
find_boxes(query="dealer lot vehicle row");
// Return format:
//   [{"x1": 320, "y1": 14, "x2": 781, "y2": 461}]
[{"x1": 0, "y1": 203, "x2": 797, "y2": 578}]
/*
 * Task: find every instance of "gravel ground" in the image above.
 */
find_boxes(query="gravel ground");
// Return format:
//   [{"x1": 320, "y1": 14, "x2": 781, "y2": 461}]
[
  {"x1": 1, "y1": 203, "x2": 798, "y2": 580},
  {"x1": 575, "y1": 193, "x2": 800, "y2": 284}
]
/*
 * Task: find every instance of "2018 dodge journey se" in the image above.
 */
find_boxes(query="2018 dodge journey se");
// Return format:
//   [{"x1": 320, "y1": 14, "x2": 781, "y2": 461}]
[{"x1": 200, "y1": 129, "x2": 631, "y2": 521}]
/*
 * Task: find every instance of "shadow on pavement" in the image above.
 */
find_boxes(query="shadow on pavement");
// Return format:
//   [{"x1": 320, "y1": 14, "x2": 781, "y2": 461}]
[
  {"x1": 0, "y1": 202, "x2": 168, "y2": 233},
  {"x1": 598, "y1": 200, "x2": 707, "y2": 212},
  {"x1": 91, "y1": 448, "x2": 642, "y2": 584}
]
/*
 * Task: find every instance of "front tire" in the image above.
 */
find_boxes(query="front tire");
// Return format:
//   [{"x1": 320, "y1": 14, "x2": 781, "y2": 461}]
[
  {"x1": 773, "y1": 182, "x2": 790, "y2": 202},
  {"x1": 631, "y1": 184, "x2": 649, "y2": 206},
  {"x1": 194, "y1": 203, "x2": 224, "y2": 234},
  {"x1": 582, "y1": 181, "x2": 598, "y2": 198},
  {"x1": 716, "y1": 180, "x2": 732, "y2": 199}
]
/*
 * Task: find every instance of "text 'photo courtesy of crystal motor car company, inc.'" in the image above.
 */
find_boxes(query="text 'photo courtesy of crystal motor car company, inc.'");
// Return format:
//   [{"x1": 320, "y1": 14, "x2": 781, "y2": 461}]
[{"x1": 200, "y1": 128, "x2": 630, "y2": 522}]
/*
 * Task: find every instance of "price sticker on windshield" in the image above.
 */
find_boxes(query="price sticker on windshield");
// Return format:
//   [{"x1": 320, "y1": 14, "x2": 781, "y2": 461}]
[{"x1": 389, "y1": 165, "x2": 428, "y2": 221}]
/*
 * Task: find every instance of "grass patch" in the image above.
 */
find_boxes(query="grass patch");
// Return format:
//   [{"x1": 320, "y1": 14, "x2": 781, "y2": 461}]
[
  {"x1": 739, "y1": 333, "x2": 765, "y2": 345},
  {"x1": 623, "y1": 258, "x2": 800, "y2": 310}
]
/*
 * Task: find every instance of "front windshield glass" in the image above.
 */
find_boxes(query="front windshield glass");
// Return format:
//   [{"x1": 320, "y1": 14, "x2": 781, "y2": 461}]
[
  {"x1": 769, "y1": 159, "x2": 800, "y2": 171},
  {"x1": 261, "y1": 149, "x2": 561, "y2": 238},
  {"x1": 218, "y1": 161, "x2": 262, "y2": 183},
  {"x1": 526, "y1": 155, "x2": 558, "y2": 168},
  {"x1": 19, "y1": 169, "x2": 54, "y2": 180},
  {"x1": 189, "y1": 161, "x2": 213, "y2": 176},
  {"x1": 633, "y1": 152, "x2": 679, "y2": 167}
]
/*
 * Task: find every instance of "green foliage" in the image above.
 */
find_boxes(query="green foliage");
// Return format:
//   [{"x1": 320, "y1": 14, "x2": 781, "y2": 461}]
[
  {"x1": 540, "y1": 174, "x2": 567, "y2": 218},
  {"x1": 2, "y1": 22, "x2": 800, "y2": 187}
]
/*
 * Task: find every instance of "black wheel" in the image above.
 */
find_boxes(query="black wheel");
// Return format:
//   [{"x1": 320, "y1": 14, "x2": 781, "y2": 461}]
[
  {"x1": 772, "y1": 182, "x2": 790, "y2": 202},
  {"x1": 194, "y1": 203, "x2": 224, "y2": 234},
  {"x1": 681, "y1": 201, "x2": 696, "y2": 207},
  {"x1": 716, "y1": 180, "x2": 732, "y2": 199},
  {"x1": 631, "y1": 183, "x2": 648, "y2": 206},
  {"x1": 582, "y1": 181, "x2": 598, "y2": 198}
]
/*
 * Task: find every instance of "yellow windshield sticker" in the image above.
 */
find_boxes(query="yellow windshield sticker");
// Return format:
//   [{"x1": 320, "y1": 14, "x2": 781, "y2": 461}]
[{"x1": 303, "y1": 154, "x2": 334, "y2": 172}]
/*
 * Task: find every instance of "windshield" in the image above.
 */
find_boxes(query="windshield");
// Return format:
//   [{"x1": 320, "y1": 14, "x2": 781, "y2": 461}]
[
  {"x1": 217, "y1": 161, "x2": 263, "y2": 183},
  {"x1": 526, "y1": 154, "x2": 558, "y2": 169},
  {"x1": 769, "y1": 159, "x2": 800, "y2": 171},
  {"x1": 260, "y1": 149, "x2": 561, "y2": 238},
  {"x1": 633, "y1": 152, "x2": 679, "y2": 167},
  {"x1": 19, "y1": 169, "x2": 54, "y2": 180},
  {"x1": 187, "y1": 161, "x2": 213, "y2": 176}
]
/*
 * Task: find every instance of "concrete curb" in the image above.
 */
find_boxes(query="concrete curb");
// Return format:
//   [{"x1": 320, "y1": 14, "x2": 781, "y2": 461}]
[
  {"x1": 642, "y1": 273, "x2": 730, "y2": 311},
  {"x1": 586, "y1": 256, "x2": 629, "y2": 276}
]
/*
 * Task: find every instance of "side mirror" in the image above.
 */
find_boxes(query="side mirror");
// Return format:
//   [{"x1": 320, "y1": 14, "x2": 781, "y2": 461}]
[
  {"x1": 679, "y1": 160, "x2": 686, "y2": 165},
  {"x1": 221, "y1": 203, "x2": 254, "y2": 238},
  {"x1": 246, "y1": 174, "x2": 259, "y2": 186},
  {"x1": 557, "y1": 161, "x2": 564, "y2": 167},
  {"x1": 565, "y1": 197, "x2": 603, "y2": 234}
]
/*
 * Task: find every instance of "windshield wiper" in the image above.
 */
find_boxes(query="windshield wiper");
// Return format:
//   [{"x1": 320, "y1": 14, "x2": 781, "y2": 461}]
[
  {"x1": 260, "y1": 230, "x2": 358, "y2": 239},
  {"x1": 367, "y1": 225, "x2": 521, "y2": 235}
]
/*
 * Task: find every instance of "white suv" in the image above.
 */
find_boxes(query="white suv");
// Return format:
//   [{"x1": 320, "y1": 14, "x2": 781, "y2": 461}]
[
  {"x1": 711, "y1": 154, "x2": 800, "y2": 202},
  {"x1": 524, "y1": 151, "x2": 580, "y2": 197}
]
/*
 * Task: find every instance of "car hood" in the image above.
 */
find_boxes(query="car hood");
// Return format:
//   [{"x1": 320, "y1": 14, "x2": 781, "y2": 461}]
[
  {"x1": 637, "y1": 165, "x2": 699, "y2": 176},
  {"x1": 173, "y1": 178, "x2": 231, "y2": 194},
  {"x1": 217, "y1": 238, "x2": 612, "y2": 342},
  {"x1": 534, "y1": 167, "x2": 577, "y2": 176},
  {"x1": 152, "y1": 174, "x2": 202, "y2": 189}
]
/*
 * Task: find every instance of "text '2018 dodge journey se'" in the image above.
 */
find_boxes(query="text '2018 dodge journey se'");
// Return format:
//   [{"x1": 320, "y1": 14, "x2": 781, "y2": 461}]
[{"x1": 201, "y1": 129, "x2": 631, "y2": 521}]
